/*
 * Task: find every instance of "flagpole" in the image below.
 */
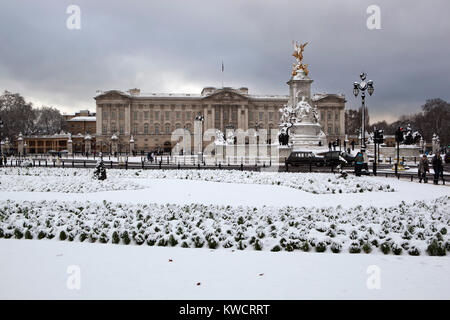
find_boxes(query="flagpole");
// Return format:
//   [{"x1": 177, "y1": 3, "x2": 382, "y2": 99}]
[{"x1": 221, "y1": 60, "x2": 224, "y2": 88}]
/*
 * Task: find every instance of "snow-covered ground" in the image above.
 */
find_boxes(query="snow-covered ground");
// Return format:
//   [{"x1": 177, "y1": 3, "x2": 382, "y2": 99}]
[
  {"x1": 0, "y1": 239, "x2": 449, "y2": 299},
  {"x1": 0, "y1": 167, "x2": 449, "y2": 299}
]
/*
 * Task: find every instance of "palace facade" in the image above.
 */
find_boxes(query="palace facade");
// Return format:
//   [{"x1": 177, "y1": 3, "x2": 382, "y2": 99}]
[{"x1": 95, "y1": 87, "x2": 346, "y2": 153}]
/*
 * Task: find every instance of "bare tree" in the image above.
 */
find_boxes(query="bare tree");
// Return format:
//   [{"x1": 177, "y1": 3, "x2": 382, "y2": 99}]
[{"x1": 0, "y1": 91, "x2": 35, "y2": 141}]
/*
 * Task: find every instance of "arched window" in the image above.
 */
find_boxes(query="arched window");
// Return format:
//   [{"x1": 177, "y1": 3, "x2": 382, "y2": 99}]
[
  {"x1": 144, "y1": 123, "x2": 149, "y2": 134},
  {"x1": 165, "y1": 124, "x2": 171, "y2": 134},
  {"x1": 185, "y1": 123, "x2": 192, "y2": 133},
  {"x1": 175, "y1": 123, "x2": 181, "y2": 129},
  {"x1": 155, "y1": 124, "x2": 160, "y2": 134}
]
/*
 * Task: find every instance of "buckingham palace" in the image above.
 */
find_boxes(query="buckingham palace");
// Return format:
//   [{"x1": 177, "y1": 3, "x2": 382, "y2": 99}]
[{"x1": 94, "y1": 86, "x2": 346, "y2": 153}]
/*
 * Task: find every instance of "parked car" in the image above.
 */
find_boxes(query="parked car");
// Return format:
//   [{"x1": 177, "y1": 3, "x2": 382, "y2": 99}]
[
  {"x1": 285, "y1": 151, "x2": 324, "y2": 167},
  {"x1": 321, "y1": 151, "x2": 355, "y2": 166}
]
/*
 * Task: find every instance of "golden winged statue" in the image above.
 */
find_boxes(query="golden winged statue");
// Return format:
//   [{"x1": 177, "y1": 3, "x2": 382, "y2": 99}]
[{"x1": 292, "y1": 41, "x2": 309, "y2": 76}]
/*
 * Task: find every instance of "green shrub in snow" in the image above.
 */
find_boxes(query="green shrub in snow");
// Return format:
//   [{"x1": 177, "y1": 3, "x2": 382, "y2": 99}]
[
  {"x1": 112, "y1": 231, "x2": 120, "y2": 244},
  {"x1": 254, "y1": 239, "x2": 262, "y2": 251},
  {"x1": 59, "y1": 231, "x2": 67, "y2": 241},
  {"x1": 25, "y1": 230, "x2": 33, "y2": 239},
  {"x1": 271, "y1": 245, "x2": 281, "y2": 252},
  {"x1": 315, "y1": 242, "x2": 327, "y2": 253},
  {"x1": 408, "y1": 246, "x2": 420, "y2": 256},
  {"x1": 362, "y1": 242, "x2": 372, "y2": 254},
  {"x1": 330, "y1": 242, "x2": 341, "y2": 253},
  {"x1": 157, "y1": 238, "x2": 168, "y2": 247},
  {"x1": 14, "y1": 228, "x2": 23, "y2": 239},
  {"x1": 99, "y1": 232, "x2": 109, "y2": 244},
  {"x1": 168, "y1": 234, "x2": 178, "y2": 247},
  {"x1": 349, "y1": 242, "x2": 361, "y2": 254},
  {"x1": 380, "y1": 242, "x2": 390, "y2": 255},
  {"x1": 392, "y1": 243, "x2": 403, "y2": 255},
  {"x1": 121, "y1": 231, "x2": 130, "y2": 245},
  {"x1": 427, "y1": 240, "x2": 446, "y2": 256}
]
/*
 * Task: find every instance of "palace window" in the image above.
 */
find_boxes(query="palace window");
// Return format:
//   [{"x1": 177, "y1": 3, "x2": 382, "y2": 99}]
[
  {"x1": 321, "y1": 112, "x2": 325, "y2": 120},
  {"x1": 119, "y1": 111, "x2": 124, "y2": 120},
  {"x1": 249, "y1": 111, "x2": 254, "y2": 121},
  {"x1": 103, "y1": 111, "x2": 108, "y2": 119},
  {"x1": 327, "y1": 111, "x2": 331, "y2": 120},
  {"x1": 144, "y1": 123, "x2": 149, "y2": 134},
  {"x1": 328, "y1": 126, "x2": 332, "y2": 134},
  {"x1": 335, "y1": 112, "x2": 339, "y2": 121},
  {"x1": 165, "y1": 111, "x2": 170, "y2": 121},
  {"x1": 155, "y1": 111, "x2": 159, "y2": 120},
  {"x1": 232, "y1": 110, "x2": 237, "y2": 121},
  {"x1": 111, "y1": 111, "x2": 116, "y2": 119},
  {"x1": 144, "y1": 111, "x2": 149, "y2": 119},
  {"x1": 155, "y1": 124, "x2": 160, "y2": 134},
  {"x1": 259, "y1": 112, "x2": 264, "y2": 121},
  {"x1": 176, "y1": 111, "x2": 180, "y2": 120},
  {"x1": 186, "y1": 111, "x2": 191, "y2": 120},
  {"x1": 335, "y1": 127, "x2": 339, "y2": 134},
  {"x1": 133, "y1": 112, "x2": 138, "y2": 120},
  {"x1": 269, "y1": 112, "x2": 273, "y2": 121},
  {"x1": 102, "y1": 125, "x2": 107, "y2": 134},
  {"x1": 165, "y1": 124, "x2": 171, "y2": 134},
  {"x1": 119, "y1": 126, "x2": 124, "y2": 134},
  {"x1": 133, "y1": 127, "x2": 137, "y2": 135}
]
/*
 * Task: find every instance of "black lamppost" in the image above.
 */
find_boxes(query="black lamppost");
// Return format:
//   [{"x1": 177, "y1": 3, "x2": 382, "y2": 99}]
[{"x1": 353, "y1": 72, "x2": 374, "y2": 150}]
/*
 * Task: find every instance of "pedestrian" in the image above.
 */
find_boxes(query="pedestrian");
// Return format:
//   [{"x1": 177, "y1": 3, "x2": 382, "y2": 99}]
[
  {"x1": 354, "y1": 151, "x2": 364, "y2": 177},
  {"x1": 351, "y1": 140, "x2": 355, "y2": 151},
  {"x1": 418, "y1": 154, "x2": 429, "y2": 183},
  {"x1": 328, "y1": 142, "x2": 332, "y2": 150},
  {"x1": 432, "y1": 153, "x2": 444, "y2": 185}
]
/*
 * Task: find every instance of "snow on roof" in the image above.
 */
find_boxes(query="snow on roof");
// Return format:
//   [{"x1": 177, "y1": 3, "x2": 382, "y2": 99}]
[{"x1": 68, "y1": 116, "x2": 96, "y2": 122}]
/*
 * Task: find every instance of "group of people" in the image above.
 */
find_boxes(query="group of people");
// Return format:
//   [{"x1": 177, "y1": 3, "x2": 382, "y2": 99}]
[
  {"x1": 353, "y1": 149, "x2": 445, "y2": 184},
  {"x1": 418, "y1": 153, "x2": 445, "y2": 185}
]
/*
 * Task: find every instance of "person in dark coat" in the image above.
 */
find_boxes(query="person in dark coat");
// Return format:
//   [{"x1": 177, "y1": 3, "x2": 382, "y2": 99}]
[
  {"x1": 354, "y1": 151, "x2": 364, "y2": 177},
  {"x1": 418, "y1": 154, "x2": 429, "y2": 183},
  {"x1": 432, "y1": 153, "x2": 444, "y2": 185}
]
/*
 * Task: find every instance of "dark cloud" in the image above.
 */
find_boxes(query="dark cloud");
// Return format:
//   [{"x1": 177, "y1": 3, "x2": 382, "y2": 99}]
[{"x1": 0, "y1": 0, "x2": 449, "y2": 122}]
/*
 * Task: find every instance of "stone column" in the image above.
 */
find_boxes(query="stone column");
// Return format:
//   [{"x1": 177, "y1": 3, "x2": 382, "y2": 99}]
[
  {"x1": 194, "y1": 114, "x2": 204, "y2": 154},
  {"x1": 18, "y1": 133, "x2": 24, "y2": 156},
  {"x1": 84, "y1": 134, "x2": 92, "y2": 154},
  {"x1": 67, "y1": 135, "x2": 73, "y2": 156},
  {"x1": 129, "y1": 135, "x2": 135, "y2": 154},
  {"x1": 111, "y1": 134, "x2": 118, "y2": 154}
]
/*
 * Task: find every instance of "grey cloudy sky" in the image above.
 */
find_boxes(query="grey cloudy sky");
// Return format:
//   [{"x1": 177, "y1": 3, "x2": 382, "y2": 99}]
[{"x1": 0, "y1": 0, "x2": 449, "y2": 123}]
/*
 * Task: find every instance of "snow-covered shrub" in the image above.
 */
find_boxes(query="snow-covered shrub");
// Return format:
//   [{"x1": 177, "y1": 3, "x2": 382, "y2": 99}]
[
  {"x1": 112, "y1": 231, "x2": 120, "y2": 244},
  {"x1": 408, "y1": 246, "x2": 420, "y2": 256},
  {"x1": 392, "y1": 243, "x2": 403, "y2": 255},
  {"x1": 330, "y1": 242, "x2": 341, "y2": 253},
  {"x1": 362, "y1": 242, "x2": 372, "y2": 254},
  {"x1": 93, "y1": 160, "x2": 107, "y2": 181},
  {"x1": 427, "y1": 240, "x2": 446, "y2": 256},
  {"x1": 349, "y1": 242, "x2": 361, "y2": 253},
  {"x1": 315, "y1": 242, "x2": 327, "y2": 253},
  {"x1": 271, "y1": 245, "x2": 281, "y2": 252}
]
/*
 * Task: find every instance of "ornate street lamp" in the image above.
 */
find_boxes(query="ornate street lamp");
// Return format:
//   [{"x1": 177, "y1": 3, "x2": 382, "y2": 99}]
[{"x1": 353, "y1": 72, "x2": 374, "y2": 150}]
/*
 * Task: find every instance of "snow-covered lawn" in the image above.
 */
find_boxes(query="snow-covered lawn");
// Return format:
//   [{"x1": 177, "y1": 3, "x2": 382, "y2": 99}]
[
  {"x1": 0, "y1": 167, "x2": 449, "y2": 299},
  {"x1": 0, "y1": 167, "x2": 394, "y2": 194},
  {"x1": 0, "y1": 239, "x2": 449, "y2": 299}
]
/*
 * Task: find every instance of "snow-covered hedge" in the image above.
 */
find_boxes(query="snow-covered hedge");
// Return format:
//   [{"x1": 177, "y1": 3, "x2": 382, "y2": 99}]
[
  {"x1": 0, "y1": 196, "x2": 448, "y2": 256},
  {"x1": 0, "y1": 167, "x2": 394, "y2": 194},
  {"x1": 0, "y1": 171, "x2": 144, "y2": 193}
]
